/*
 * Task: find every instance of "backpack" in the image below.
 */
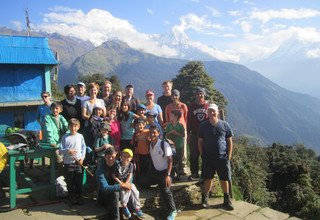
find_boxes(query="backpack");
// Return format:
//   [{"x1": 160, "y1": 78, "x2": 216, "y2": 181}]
[{"x1": 159, "y1": 138, "x2": 176, "y2": 157}]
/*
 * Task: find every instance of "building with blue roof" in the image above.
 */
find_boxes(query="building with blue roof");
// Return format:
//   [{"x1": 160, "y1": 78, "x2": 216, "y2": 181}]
[{"x1": 0, "y1": 35, "x2": 58, "y2": 135}]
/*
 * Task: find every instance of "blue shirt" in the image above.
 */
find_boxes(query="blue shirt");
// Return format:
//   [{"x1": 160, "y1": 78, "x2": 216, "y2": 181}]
[{"x1": 120, "y1": 111, "x2": 135, "y2": 140}]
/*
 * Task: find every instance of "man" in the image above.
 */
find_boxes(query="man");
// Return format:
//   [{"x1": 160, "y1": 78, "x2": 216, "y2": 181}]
[
  {"x1": 123, "y1": 84, "x2": 140, "y2": 113},
  {"x1": 157, "y1": 80, "x2": 173, "y2": 124},
  {"x1": 198, "y1": 103, "x2": 234, "y2": 210},
  {"x1": 96, "y1": 147, "x2": 132, "y2": 220},
  {"x1": 76, "y1": 82, "x2": 90, "y2": 103},
  {"x1": 187, "y1": 87, "x2": 208, "y2": 180},
  {"x1": 101, "y1": 80, "x2": 113, "y2": 107}
]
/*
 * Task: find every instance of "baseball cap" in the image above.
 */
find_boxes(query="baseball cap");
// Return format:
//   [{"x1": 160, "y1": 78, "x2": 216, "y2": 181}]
[
  {"x1": 195, "y1": 87, "x2": 206, "y2": 95},
  {"x1": 145, "y1": 110, "x2": 157, "y2": 117},
  {"x1": 122, "y1": 148, "x2": 133, "y2": 157},
  {"x1": 172, "y1": 89, "x2": 180, "y2": 97},
  {"x1": 137, "y1": 103, "x2": 146, "y2": 110},
  {"x1": 134, "y1": 118, "x2": 146, "y2": 125},
  {"x1": 77, "y1": 82, "x2": 86, "y2": 87},
  {"x1": 145, "y1": 90, "x2": 155, "y2": 96},
  {"x1": 125, "y1": 84, "x2": 134, "y2": 89},
  {"x1": 207, "y1": 103, "x2": 219, "y2": 111},
  {"x1": 100, "y1": 123, "x2": 111, "y2": 131}
]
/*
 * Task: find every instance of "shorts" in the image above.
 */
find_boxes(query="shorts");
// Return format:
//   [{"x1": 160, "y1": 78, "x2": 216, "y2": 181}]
[{"x1": 201, "y1": 156, "x2": 231, "y2": 181}]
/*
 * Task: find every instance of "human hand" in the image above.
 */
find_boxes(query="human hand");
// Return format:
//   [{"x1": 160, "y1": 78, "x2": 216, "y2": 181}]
[
  {"x1": 165, "y1": 175, "x2": 171, "y2": 187},
  {"x1": 121, "y1": 182, "x2": 132, "y2": 190},
  {"x1": 69, "y1": 149, "x2": 77, "y2": 156},
  {"x1": 78, "y1": 159, "x2": 84, "y2": 165}
]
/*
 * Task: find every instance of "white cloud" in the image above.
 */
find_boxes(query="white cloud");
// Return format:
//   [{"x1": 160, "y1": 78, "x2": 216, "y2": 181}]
[
  {"x1": 240, "y1": 21, "x2": 252, "y2": 33},
  {"x1": 35, "y1": 8, "x2": 177, "y2": 57},
  {"x1": 306, "y1": 48, "x2": 320, "y2": 58},
  {"x1": 228, "y1": 10, "x2": 242, "y2": 16},
  {"x1": 206, "y1": 6, "x2": 221, "y2": 17},
  {"x1": 250, "y1": 8, "x2": 320, "y2": 23},
  {"x1": 11, "y1": 20, "x2": 22, "y2": 31},
  {"x1": 147, "y1": 8, "x2": 154, "y2": 15}
]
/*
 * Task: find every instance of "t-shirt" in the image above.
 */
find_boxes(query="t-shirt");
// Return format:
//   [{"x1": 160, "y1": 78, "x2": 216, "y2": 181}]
[
  {"x1": 145, "y1": 104, "x2": 162, "y2": 123},
  {"x1": 165, "y1": 102, "x2": 188, "y2": 128},
  {"x1": 36, "y1": 104, "x2": 51, "y2": 125},
  {"x1": 94, "y1": 135, "x2": 112, "y2": 158},
  {"x1": 82, "y1": 98, "x2": 105, "y2": 116},
  {"x1": 157, "y1": 95, "x2": 172, "y2": 122},
  {"x1": 109, "y1": 120, "x2": 121, "y2": 148},
  {"x1": 120, "y1": 111, "x2": 135, "y2": 140},
  {"x1": 187, "y1": 101, "x2": 208, "y2": 134},
  {"x1": 149, "y1": 139, "x2": 173, "y2": 171},
  {"x1": 60, "y1": 133, "x2": 86, "y2": 164},
  {"x1": 165, "y1": 122, "x2": 185, "y2": 150},
  {"x1": 113, "y1": 161, "x2": 134, "y2": 182},
  {"x1": 133, "y1": 129, "x2": 149, "y2": 155},
  {"x1": 198, "y1": 120, "x2": 233, "y2": 159}
]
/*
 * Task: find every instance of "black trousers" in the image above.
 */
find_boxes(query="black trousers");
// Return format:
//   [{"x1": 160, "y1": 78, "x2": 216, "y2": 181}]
[
  {"x1": 63, "y1": 164, "x2": 83, "y2": 195},
  {"x1": 189, "y1": 133, "x2": 200, "y2": 176},
  {"x1": 98, "y1": 190, "x2": 120, "y2": 220}
]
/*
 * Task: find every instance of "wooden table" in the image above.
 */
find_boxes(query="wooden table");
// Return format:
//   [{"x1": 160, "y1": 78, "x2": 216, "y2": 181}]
[{"x1": 2, "y1": 140, "x2": 56, "y2": 208}]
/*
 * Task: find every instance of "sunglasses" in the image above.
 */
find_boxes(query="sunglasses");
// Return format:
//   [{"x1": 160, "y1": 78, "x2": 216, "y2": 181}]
[{"x1": 42, "y1": 96, "x2": 48, "y2": 98}]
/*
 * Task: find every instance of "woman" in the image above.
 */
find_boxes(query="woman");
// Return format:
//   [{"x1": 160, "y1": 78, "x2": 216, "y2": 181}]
[
  {"x1": 145, "y1": 90, "x2": 163, "y2": 127},
  {"x1": 61, "y1": 84, "x2": 83, "y2": 132}
]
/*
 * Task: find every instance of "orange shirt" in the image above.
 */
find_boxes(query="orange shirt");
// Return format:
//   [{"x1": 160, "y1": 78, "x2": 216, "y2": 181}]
[
  {"x1": 133, "y1": 129, "x2": 150, "y2": 155},
  {"x1": 165, "y1": 102, "x2": 188, "y2": 128}
]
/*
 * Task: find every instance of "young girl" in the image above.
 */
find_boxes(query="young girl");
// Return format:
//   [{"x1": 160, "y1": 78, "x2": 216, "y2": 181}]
[
  {"x1": 118, "y1": 101, "x2": 139, "y2": 151},
  {"x1": 106, "y1": 106, "x2": 121, "y2": 152}
]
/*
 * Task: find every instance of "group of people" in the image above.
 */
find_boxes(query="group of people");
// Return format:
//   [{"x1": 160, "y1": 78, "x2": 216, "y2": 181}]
[{"x1": 35, "y1": 79, "x2": 234, "y2": 220}]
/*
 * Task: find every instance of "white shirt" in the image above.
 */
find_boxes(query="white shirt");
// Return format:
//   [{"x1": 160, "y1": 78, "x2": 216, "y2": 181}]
[{"x1": 149, "y1": 139, "x2": 173, "y2": 171}]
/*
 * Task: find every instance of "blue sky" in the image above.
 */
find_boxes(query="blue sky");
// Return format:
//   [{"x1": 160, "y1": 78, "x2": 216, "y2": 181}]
[{"x1": 2, "y1": 0, "x2": 320, "y2": 62}]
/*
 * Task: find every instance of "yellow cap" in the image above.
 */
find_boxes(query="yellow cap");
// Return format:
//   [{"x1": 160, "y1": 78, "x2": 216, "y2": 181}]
[{"x1": 122, "y1": 148, "x2": 133, "y2": 157}]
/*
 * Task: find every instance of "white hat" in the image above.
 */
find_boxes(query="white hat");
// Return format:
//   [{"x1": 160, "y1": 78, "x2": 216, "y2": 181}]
[
  {"x1": 77, "y1": 82, "x2": 86, "y2": 87},
  {"x1": 208, "y1": 103, "x2": 219, "y2": 111}
]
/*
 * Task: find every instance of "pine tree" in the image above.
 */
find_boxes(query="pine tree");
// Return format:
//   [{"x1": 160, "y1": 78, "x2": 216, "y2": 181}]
[{"x1": 172, "y1": 61, "x2": 227, "y2": 109}]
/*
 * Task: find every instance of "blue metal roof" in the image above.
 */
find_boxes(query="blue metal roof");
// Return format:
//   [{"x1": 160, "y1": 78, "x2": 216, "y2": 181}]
[{"x1": 0, "y1": 35, "x2": 58, "y2": 64}]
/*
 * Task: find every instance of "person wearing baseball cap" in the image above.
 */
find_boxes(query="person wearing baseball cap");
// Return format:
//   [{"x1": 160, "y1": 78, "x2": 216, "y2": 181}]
[
  {"x1": 187, "y1": 86, "x2": 209, "y2": 181},
  {"x1": 145, "y1": 89, "x2": 164, "y2": 128},
  {"x1": 123, "y1": 84, "x2": 140, "y2": 113},
  {"x1": 112, "y1": 148, "x2": 145, "y2": 219},
  {"x1": 198, "y1": 102, "x2": 234, "y2": 210},
  {"x1": 76, "y1": 82, "x2": 90, "y2": 103}
]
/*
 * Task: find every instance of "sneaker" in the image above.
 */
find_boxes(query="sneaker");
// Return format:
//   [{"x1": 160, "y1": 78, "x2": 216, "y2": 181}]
[
  {"x1": 188, "y1": 174, "x2": 199, "y2": 181},
  {"x1": 167, "y1": 210, "x2": 177, "y2": 220},
  {"x1": 123, "y1": 207, "x2": 132, "y2": 219},
  {"x1": 135, "y1": 209, "x2": 145, "y2": 219},
  {"x1": 202, "y1": 194, "x2": 209, "y2": 208},
  {"x1": 223, "y1": 199, "x2": 234, "y2": 210}
]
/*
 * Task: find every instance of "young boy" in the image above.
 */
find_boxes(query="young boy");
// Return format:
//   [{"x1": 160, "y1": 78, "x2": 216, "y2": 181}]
[
  {"x1": 112, "y1": 148, "x2": 144, "y2": 219},
  {"x1": 145, "y1": 110, "x2": 163, "y2": 138},
  {"x1": 44, "y1": 102, "x2": 68, "y2": 163},
  {"x1": 136, "y1": 104, "x2": 147, "y2": 120},
  {"x1": 60, "y1": 118, "x2": 86, "y2": 205},
  {"x1": 131, "y1": 118, "x2": 150, "y2": 183},
  {"x1": 165, "y1": 110, "x2": 185, "y2": 178},
  {"x1": 94, "y1": 122, "x2": 113, "y2": 163},
  {"x1": 148, "y1": 126, "x2": 177, "y2": 220}
]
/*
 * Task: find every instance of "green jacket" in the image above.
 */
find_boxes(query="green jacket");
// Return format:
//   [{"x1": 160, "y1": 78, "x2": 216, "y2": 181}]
[{"x1": 44, "y1": 114, "x2": 68, "y2": 145}]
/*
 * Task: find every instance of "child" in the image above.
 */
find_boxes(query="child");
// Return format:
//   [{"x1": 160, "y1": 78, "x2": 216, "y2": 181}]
[
  {"x1": 106, "y1": 106, "x2": 121, "y2": 151},
  {"x1": 145, "y1": 110, "x2": 163, "y2": 138},
  {"x1": 44, "y1": 102, "x2": 68, "y2": 163},
  {"x1": 118, "y1": 100, "x2": 139, "y2": 151},
  {"x1": 147, "y1": 126, "x2": 177, "y2": 220},
  {"x1": 131, "y1": 118, "x2": 150, "y2": 183},
  {"x1": 94, "y1": 123, "x2": 113, "y2": 163},
  {"x1": 60, "y1": 118, "x2": 86, "y2": 205},
  {"x1": 165, "y1": 110, "x2": 185, "y2": 178},
  {"x1": 84, "y1": 106, "x2": 104, "y2": 150},
  {"x1": 136, "y1": 104, "x2": 147, "y2": 120},
  {"x1": 112, "y1": 148, "x2": 144, "y2": 219}
]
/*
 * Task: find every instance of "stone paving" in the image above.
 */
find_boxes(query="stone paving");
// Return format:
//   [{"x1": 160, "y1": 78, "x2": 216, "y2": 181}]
[{"x1": 0, "y1": 162, "x2": 301, "y2": 220}]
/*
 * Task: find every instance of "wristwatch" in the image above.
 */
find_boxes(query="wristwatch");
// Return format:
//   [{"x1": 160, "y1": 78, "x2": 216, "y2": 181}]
[{"x1": 167, "y1": 172, "x2": 170, "y2": 176}]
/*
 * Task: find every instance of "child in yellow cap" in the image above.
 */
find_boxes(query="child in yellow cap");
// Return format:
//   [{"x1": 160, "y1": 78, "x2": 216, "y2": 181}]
[{"x1": 112, "y1": 148, "x2": 144, "y2": 219}]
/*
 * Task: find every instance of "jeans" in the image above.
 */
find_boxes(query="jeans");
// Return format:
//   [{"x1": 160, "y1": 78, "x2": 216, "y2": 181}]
[{"x1": 98, "y1": 190, "x2": 120, "y2": 220}]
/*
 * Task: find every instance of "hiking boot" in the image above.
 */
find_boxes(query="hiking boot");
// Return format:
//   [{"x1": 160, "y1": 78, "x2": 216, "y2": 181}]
[
  {"x1": 68, "y1": 194, "x2": 78, "y2": 205},
  {"x1": 188, "y1": 174, "x2": 199, "y2": 181},
  {"x1": 223, "y1": 194, "x2": 234, "y2": 210},
  {"x1": 76, "y1": 195, "x2": 84, "y2": 205},
  {"x1": 201, "y1": 193, "x2": 209, "y2": 208},
  {"x1": 135, "y1": 209, "x2": 145, "y2": 219},
  {"x1": 123, "y1": 206, "x2": 132, "y2": 219},
  {"x1": 167, "y1": 210, "x2": 177, "y2": 220}
]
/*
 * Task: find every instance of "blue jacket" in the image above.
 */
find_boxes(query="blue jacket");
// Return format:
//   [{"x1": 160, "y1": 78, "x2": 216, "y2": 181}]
[{"x1": 96, "y1": 159, "x2": 121, "y2": 193}]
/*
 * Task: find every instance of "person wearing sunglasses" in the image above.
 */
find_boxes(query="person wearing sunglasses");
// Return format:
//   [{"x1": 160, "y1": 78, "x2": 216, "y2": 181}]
[{"x1": 37, "y1": 91, "x2": 52, "y2": 133}]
